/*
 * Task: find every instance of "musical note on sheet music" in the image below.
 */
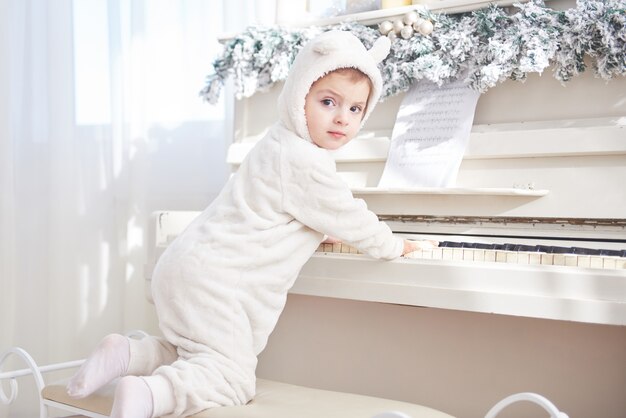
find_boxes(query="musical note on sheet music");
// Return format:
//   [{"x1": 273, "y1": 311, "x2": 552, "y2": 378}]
[{"x1": 378, "y1": 77, "x2": 480, "y2": 188}]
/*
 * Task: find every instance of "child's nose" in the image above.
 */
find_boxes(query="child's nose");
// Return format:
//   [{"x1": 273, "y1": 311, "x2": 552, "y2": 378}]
[{"x1": 334, "y1": 108, "x2": 349, "y2": 125}]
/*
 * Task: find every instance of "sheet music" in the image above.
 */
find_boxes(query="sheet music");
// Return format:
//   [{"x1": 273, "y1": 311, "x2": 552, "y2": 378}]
[{"x1": 378, "y1": 77, "x2": 480, "y2": 188}]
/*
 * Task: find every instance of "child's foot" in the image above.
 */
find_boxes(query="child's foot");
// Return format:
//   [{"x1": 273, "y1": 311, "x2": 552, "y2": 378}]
[
  {"x1": 66, "y1": 333, "x2": 130, "y2": 398},
  {"x1": 110, "y1": 375, "x2": 154, "y2": 418}
]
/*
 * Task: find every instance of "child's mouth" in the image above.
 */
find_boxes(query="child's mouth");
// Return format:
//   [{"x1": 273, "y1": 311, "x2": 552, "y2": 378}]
[{"x1": 328, "y1": 131, "x2": 345, "y2": 139}]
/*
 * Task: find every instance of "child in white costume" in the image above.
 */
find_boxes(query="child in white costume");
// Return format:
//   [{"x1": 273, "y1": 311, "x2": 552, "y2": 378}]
[{"x1": 67, "y1": 30, "x2": 435, "y2": 417}]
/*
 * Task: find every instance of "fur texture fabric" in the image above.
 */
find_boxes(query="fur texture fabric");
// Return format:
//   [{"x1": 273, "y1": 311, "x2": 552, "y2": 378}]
[
  {"x1": 142, "y1": 30, "x2": 400, "y2": 417},
  {"x1": 278, "y1": 30, "x2": 390, "y2": 142}
]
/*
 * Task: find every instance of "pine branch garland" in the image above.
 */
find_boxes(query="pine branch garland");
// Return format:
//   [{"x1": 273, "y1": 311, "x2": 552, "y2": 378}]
[{"x1": 200, "y1": 0, "x2": 626, "y2": 103}]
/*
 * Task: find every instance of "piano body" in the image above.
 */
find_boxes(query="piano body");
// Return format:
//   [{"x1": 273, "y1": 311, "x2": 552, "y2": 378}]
[{"x1": 147, "y1": 3, "x2": 626, "y2": 417}]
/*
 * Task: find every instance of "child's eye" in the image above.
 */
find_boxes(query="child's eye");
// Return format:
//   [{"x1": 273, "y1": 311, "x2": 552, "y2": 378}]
[
  {"x1": 350, "y1": 105, "x2": 363, "y2": 113},
  {"x1": 321, "y1": 98, "x2": 334, "y2": 106}
]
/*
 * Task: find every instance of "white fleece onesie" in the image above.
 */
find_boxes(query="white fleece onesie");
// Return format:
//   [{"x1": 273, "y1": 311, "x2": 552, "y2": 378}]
[{"x1": 137, "y1": 30, "x2": 404, "y2": 417}]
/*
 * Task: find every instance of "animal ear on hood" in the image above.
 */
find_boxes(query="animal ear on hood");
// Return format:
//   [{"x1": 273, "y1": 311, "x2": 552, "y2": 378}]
[
  {"x1": 368, "y1": 36, "x2": 391, "y2": 64},
  {"x1": 313, "y1": 35, "x2": 390, "y2": 63},
  {"x1": 277, "y1": 30, "x2": 391, "y2": 143},
  {"x1": 311, "y1": 38, "x2": 336, "y2": 55}
]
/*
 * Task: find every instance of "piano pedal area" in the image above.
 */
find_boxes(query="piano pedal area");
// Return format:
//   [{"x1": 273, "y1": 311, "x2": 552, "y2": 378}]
[{"x1": 315, "y1": 240, "x2": 626, "y2": 270}]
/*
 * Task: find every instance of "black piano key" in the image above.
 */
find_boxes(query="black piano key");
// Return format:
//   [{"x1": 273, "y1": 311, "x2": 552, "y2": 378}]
[
  {"x1": 535, "y1": 245, "x2": 551, "y2": 253},
  {"x1": 432, "y1": 240, "x2": 624, "y2": 258},
  {"x1": 599, "y1": 249, "x2": 624, "y2": 257},
  {"x1": 549, "y1": 246, "x2": 573, "y2": 254},
  {"x1": 571, "y1": 247, "x2": 601, "y2": 256},
  {"x1": 503, "y1": 243, "x2": 538, "y2": 252},
  {"x1": 439, "y1": 241, "x2": 462, "y2": 248},
  {"x1": 473, "y1": 243, "x2": 496, "y2": 249}
]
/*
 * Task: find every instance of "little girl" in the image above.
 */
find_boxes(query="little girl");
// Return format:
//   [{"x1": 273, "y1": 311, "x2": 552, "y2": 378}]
[{"x1": 67, "y1": 30, "x2": 436, "y2": 417}]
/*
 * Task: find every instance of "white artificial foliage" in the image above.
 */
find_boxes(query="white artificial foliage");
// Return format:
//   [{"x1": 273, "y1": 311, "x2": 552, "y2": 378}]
[{"x1": 200, "y1": 0, "x2": 626, "y2": 103}]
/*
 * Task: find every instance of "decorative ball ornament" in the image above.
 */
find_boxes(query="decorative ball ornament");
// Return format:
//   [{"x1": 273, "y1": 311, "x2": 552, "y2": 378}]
[
  {"x1": 417, "y1": 19, "x2": 434, "y2": 36},
  {"x1": 400, "y1": 25, "x2": 414, "y2": 39},
  {"x1": 402, "y1": 11, "x2": 419, "y2": 25},
  {"x1": 392, "y1": 19, "x2": 405, "y2": 34},
  {"x1": 378, "y1": 20, "x2": 394, "y2": 35},
  {"x1": 379, "y1": 11, "x2": 434, "y2": 40}
]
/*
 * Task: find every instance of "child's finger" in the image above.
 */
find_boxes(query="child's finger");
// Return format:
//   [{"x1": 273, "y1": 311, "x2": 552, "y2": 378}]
[{"x1": 413, "y1": 239, "x2": 439, "y2": 250}]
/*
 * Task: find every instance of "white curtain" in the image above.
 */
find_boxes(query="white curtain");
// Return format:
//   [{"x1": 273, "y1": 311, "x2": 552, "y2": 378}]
[{"x1": 0, "y1": 1, "x2": 274, "y2": 416}]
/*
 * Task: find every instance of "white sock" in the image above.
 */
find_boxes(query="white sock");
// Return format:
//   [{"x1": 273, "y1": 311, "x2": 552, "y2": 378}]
[
  {"x1": 66, "y1": 334, "x2": 130, "y2": 398},
  {"x1": 110, "y1": 375, "x2": 154, "y2": 418},
  {"x1": 143, "y1": 374, "x2": 177, "y2": 417}
]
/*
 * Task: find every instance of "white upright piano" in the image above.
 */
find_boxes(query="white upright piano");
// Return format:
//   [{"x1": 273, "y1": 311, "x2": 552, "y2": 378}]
[{"x1": 148, "y1": 2, "x2": 626, "y2": 416}]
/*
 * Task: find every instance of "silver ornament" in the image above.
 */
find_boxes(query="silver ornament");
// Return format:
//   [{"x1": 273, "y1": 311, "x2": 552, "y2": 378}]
[
  {"x1": 402, "y1": 11, "x2": 419, "y2": 25},
  {"x1": 418, "y1": 20, "x2": 434, "y2": 35},
  {"x1": 379, "y1": 20, "x2": 393, "y2": 35},
  {"x1": 412, "y1": 18, "x2": 425, "y2": 31},
  {"x1": 392, "y1": 19, "x2": 405, "y2": 34},
  {"x1": 400, "y1": 25, "x2": 414, "y2": 39}
]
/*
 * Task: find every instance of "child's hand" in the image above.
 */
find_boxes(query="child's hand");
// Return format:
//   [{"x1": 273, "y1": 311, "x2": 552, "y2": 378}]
[
  {"x1": 402, "y1": 239, "x2": 439, "y2": 256},
  {"x1": 322, "y1": 235, "x2": 341, "y2": 244}
]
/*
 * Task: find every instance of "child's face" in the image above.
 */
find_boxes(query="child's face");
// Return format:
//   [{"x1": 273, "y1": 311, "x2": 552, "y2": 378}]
[{"x1": 304, "y1": 71, "x2": 371, "y2": 151}]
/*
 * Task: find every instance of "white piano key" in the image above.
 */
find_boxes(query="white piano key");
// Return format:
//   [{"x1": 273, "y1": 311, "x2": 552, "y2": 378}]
[
  {"x1": 517, "y1": 252, "x2": 530, "y2": 265},
  {"x1": 403, "y1": 250, "x2": 418, "y2": 259},
  {"x1": 577, "y1": 256, "x2": 591, "y2": 268},
  {"x1": 603, "y1": 257, "x2": 616, "y2": 270},
  {"x1": 408, "y1": 249, "x2": 421, "y2": 259},
  {"x1": 312, "y1": 241, "x2": 626, "y2": 271},
  {"x1": 505, "y1": 252, "x2": 518, "y2": 264},
  {"x1": 590, "y1": 256, "x2": 603, "y2": 269},
  {"x1": 553, "y1": 254, "x2": 566, "y2": 266},
  {"x1": 564, "y1": 255, "x2": 578, "y2": 267},
  {"x1": 473, "y1": 250, "x2": 485, "y2": 262},
  {"x1": 529, "y1": 253, "x2": 542, "y2": 265},
  {"x1": 453, "y1": 248, "x2": 464, "y2": 261},
  {"x1": 541, "y1": 254, "x2": 554, "y2": 265}
]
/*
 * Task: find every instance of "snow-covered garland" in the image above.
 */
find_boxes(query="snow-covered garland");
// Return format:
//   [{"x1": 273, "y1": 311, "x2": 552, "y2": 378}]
[{"x1": 200, "y1": 0, "x2": 625, "y2": 103}]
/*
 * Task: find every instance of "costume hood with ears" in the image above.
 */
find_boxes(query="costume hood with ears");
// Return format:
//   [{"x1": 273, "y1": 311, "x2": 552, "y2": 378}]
[{"x1": 277, "y1": 30, "x2": 391, "y2": 143}]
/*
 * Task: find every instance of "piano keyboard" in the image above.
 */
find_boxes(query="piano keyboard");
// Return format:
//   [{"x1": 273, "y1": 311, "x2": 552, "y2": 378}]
[{"x1": 315, "y1": 241, "x2": 626, "y2": 270}]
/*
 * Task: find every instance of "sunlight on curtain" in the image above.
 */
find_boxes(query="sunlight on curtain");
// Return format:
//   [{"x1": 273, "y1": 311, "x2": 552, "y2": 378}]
[{"x1": 0, "y1": 1, "x2": 269, "y2": 416}]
